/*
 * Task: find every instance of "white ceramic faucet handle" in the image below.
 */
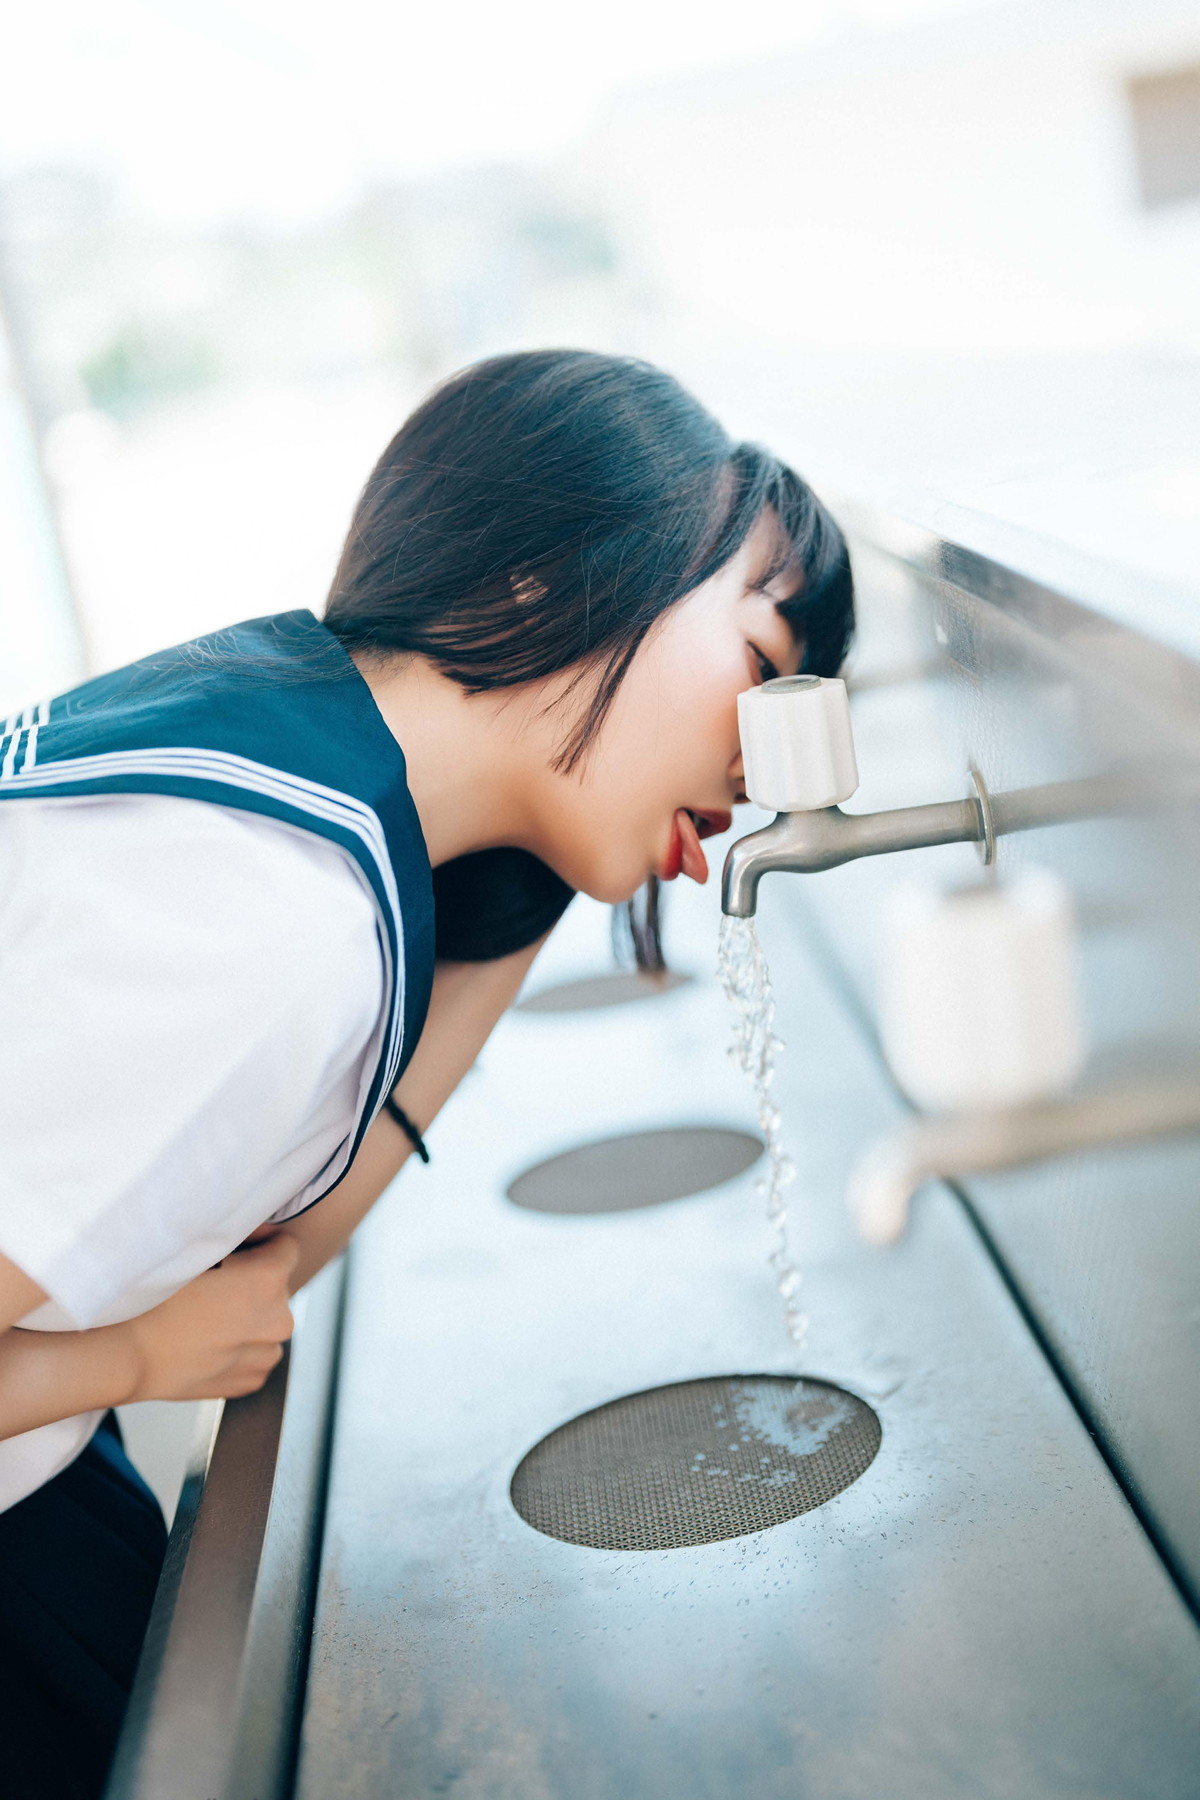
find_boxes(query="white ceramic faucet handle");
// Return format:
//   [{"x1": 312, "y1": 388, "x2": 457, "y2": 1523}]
[
  {"x1": 878, "y1": 870, "x2": 1086, "y2": 1112},
  {"x1": 737, "y1": 675, "x2": 859, "y2": 813}
]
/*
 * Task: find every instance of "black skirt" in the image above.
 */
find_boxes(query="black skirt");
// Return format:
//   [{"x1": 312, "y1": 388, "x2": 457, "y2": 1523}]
[{"x1": 0, "y1": 1412, "x2": 167, "y2": 1800}]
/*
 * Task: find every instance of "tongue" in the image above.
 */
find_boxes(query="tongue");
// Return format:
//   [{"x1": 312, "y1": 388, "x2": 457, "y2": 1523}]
[{"x1": 675, "y1": 809, "x2": 709, "y2": 884}]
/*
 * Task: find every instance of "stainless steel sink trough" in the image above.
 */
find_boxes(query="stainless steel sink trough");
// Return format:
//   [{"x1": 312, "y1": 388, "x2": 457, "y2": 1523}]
[{"x1": 107, "y1": 505, "x2": 1200, "y2": 1800}]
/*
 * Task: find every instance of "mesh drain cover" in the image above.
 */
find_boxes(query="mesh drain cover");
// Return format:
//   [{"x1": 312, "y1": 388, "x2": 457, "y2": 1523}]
[
  {"x1": 518, "y1": 971, "x2": 691, "y2": 1013},
  {"x1": 511, "y1": 1375, "x2": 881, "y2": 1550},
  {"x1": 506, "y1": 1126, "x2": 762, "y2": 1215}
]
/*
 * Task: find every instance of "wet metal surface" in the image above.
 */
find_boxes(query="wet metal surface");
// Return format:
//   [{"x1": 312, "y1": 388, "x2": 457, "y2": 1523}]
[
  {"x1": 295, "y1": 887, "x2": 1200, "y2": 1800},
  {"x1": 506, "y1": 1124, "x2": 763, "y2": 1214}
]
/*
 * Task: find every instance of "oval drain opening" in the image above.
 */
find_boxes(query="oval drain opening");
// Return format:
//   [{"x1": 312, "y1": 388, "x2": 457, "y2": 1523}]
[
  {"x1": 506, "y1": 1125, "x2": 762, "y2": 1215},
  {"x1": 517, "y1": 971, "x2": 691, "y2": 1014},
  {"x1": 511, "y1": 1374, "x2": 881, "y2": 1550}
]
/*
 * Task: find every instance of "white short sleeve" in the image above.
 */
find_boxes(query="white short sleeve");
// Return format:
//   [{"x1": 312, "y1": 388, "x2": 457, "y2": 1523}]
[{"x1": 0, "y1": 793, "x2": 386, "y2": 1332}]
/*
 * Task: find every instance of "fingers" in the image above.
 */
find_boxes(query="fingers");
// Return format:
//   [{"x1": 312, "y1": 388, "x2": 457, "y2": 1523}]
[
  {"x1": 221, "y1": 1235, "x2": 298, "y2": 1340},
  {"x1": 247, "y1": 1236, "x2": 299, "y2": 1330},
  {"x1": 130, "y1": 1243, "x2": 300, "y2": 1402},
  {"x1": 238, "y1": 1233, "x2": 300, "y2": 1277},
  {"x1": 213, "y1": 1339, "x2": 286, "y2": 1400},
  {"x1": 248, "y1": 1291, "x2": 293, "y2": 1344},
  {"x1": 249, "y1": 1340, "x2": 285, "y2": 1377}
]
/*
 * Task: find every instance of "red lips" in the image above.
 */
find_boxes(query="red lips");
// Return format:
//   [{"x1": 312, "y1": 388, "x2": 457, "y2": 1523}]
[{"x1": 662, "y1": 808, "x2": 733, "y2": 884}]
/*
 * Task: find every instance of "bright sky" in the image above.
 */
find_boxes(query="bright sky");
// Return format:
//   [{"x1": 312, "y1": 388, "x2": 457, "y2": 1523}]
[{"x1": 1, "y1": 0, "x2": 978, "y2": 224}]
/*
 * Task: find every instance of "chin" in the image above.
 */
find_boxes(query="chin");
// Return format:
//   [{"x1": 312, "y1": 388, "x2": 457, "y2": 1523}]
[
  {"x1": 581, "y1": 875, "x2": 647, "y2": 907},
  {"x1": 537, "y1": 823, "x2": 656, "y2": 906},
  {"x1": 566, "y1": 854, "x2": 650, "y2": 908}
]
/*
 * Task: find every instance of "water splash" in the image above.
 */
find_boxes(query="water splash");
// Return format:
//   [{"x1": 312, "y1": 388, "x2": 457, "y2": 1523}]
[{"x1": 717, "y1": 914, "x2": 808, "y2": 1351}]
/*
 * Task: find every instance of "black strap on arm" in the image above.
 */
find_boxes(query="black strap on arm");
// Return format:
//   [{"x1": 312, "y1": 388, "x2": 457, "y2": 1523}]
[{"x1": 382, "y1": 1094, "x2": 430, "y2": 1163}]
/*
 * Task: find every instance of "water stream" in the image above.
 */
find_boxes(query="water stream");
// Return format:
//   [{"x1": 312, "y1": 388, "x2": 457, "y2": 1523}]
[{"x1": 717, "y1": 914, "x2": 808, "y2": 1353}]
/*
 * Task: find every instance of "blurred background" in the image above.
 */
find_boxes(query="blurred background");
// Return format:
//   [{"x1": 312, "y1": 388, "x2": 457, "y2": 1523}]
[{"x1": 2, "y1": 0, "x2": 1199, "y2": 713}]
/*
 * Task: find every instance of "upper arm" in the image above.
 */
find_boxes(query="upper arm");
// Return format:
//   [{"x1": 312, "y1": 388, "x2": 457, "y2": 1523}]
[
  {"x1": 398, "y1": 936, "x2": 547, "y2": 1120},
  {"x1": 0, "y1": 796, "x2": 382, "y2": 1326}
]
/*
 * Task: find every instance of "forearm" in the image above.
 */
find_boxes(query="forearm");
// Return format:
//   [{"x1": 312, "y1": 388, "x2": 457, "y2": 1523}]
[
  {"x1": 394, "y1": 950, "x2": 540, "y2": 1129},
  {"x1": 284, "y1": 941, "x2": 545, "y2": 1290},
  {"x1": 0, "y1": 1322, "x2": 137, "y2": 1440}
]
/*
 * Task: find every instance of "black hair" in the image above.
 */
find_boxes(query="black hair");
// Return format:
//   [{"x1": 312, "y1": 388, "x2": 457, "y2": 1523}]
[{"x1": 324, "y1": 348, "x2": 854, "y2": 962}]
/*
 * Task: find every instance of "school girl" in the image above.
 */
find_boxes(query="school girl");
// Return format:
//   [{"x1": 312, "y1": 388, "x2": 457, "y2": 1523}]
[{"x1": 0, "y1": 348, "x2": 854, "y2": 1798}]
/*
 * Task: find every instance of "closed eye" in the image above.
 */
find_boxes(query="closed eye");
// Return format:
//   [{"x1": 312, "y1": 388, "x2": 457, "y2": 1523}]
[{"x1": 750, "y1": 643, "x2": 779, "y2": 683}]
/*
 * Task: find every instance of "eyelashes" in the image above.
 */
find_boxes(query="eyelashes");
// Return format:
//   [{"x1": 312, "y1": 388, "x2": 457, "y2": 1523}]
[{"x1": 750, "y1": 643, "x2": 779, "y2": 683}]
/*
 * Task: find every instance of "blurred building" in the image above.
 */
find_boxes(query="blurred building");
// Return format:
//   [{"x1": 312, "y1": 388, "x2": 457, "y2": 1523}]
[
  {"x1": 2, "y1": 0, "x2": 1199, "y2": 694},
  {"x1": 0, "y1": 154, "x2": 642, "y2": 678},
  {"x1": 555, "y1": 0, "x2": 1200, "y2": 597},
  {"x1": 568, "y1": 0, "x2": 1200, "y2": 358}
]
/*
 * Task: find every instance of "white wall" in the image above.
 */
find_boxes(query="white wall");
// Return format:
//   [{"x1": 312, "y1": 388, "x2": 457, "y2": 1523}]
[{"x1": 571, "y1": 0, "x2": 1200, "y2": 355}]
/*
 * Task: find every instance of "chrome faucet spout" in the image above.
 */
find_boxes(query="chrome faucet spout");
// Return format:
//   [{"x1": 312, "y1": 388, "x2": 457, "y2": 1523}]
[
  {"x1": 721, "y1": 797, "x2": 983, "y2": 917},
  {"x1": 848, "y1": 1081, "x2": 1200, "y2": 1244},
  {"x1": 719, "y1": 765, "x2": 1167, "y2": 917}
]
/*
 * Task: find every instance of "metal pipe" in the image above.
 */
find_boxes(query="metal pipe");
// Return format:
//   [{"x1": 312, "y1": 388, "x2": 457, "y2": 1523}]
[
  {"x1": 721, "y1": 797, "x2": 983, "y2": 917},
  {"x1": 720, "y1": 768, "x2": 1165, "y2": 917},
  {"x1": 848, "y1": 1081, "x2": 1200, "y2": 1245},
  {"x1": 106, "y1": 1258, "x2": 346, "y2": 1800}
]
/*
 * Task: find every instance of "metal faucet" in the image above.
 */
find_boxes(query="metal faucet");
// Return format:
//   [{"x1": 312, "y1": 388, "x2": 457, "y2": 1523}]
[
  {"x1": 848, "y1": 1080, "x2": 1200, "y2": 1245},
  {"x1": 720, "y1": 672, "x2": 1200, "y2": 1240},
  {"x1": 721, "y1": 673, "x2": 1170, "y2": 916},
  {"x1": 720, "y1": 769, "x2": 1155, "y2": 918},
  {"x1": 721, "y1": 794, "x2": 983, "y2": 917}
]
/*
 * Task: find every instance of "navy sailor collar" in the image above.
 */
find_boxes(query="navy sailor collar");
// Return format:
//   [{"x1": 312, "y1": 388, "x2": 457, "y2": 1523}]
[{"x1": 0, "y1": 609, "x2": 435, "y2": 1194}]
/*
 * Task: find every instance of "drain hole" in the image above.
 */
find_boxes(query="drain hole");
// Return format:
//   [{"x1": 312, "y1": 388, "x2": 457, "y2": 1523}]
[
  {"x1": 518, "y1": 971, "x2": 691, "y2": 1014},
  {"x1": 511, "y1": 1375, "x2": 881, "y2": 1550},
  {"x1": 506, "y1": 1125, "x2": 762, "y2": 1215}
]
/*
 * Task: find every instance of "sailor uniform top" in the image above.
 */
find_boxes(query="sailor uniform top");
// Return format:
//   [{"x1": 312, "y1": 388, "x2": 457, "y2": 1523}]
[{"x1": 0, "y1": 611, "x2": 573, "y2": 1510}]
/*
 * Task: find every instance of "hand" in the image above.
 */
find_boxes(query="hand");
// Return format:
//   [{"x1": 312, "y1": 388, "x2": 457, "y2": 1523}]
[{"x1": 125, "y1": 1235, "x2": 299, "y2": 1402}]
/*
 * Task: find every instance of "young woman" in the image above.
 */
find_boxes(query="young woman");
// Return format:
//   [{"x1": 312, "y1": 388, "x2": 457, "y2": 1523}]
[{"x1": 0, "y1": 349, "x2": 853, "y2": 1798}]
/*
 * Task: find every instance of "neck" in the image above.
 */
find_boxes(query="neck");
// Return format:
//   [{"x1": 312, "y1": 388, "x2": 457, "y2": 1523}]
[{"x1": 354, "y1": 652, "x2": 536, "y2": 867}]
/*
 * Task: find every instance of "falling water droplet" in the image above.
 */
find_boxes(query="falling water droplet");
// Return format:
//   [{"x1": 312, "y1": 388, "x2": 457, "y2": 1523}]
[{"x1": 717, "y1": 914, "x2": 809, "y2": 1352}]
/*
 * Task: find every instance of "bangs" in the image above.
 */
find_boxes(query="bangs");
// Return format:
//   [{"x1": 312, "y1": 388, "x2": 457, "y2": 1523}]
[{"x1": 759, "y1": 462, "x2": 855, "y2": 679}]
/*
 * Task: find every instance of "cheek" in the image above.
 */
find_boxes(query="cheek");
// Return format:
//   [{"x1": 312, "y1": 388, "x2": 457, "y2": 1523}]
[
  {"x1": 655, "y1": 654, "x2": 745, "y2": 784},
  {"x1": 624, "y1": 639, "x2": 745, "y2": 784},
  {"x1": 547, "y1": 627, "x2": 747, "y2": 901}
]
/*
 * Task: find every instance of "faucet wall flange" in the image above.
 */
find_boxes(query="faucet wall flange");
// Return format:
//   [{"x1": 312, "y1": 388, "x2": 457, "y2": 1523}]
[{"x1": 969, "y1": 764, "x2": 997, "y2": 867}]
